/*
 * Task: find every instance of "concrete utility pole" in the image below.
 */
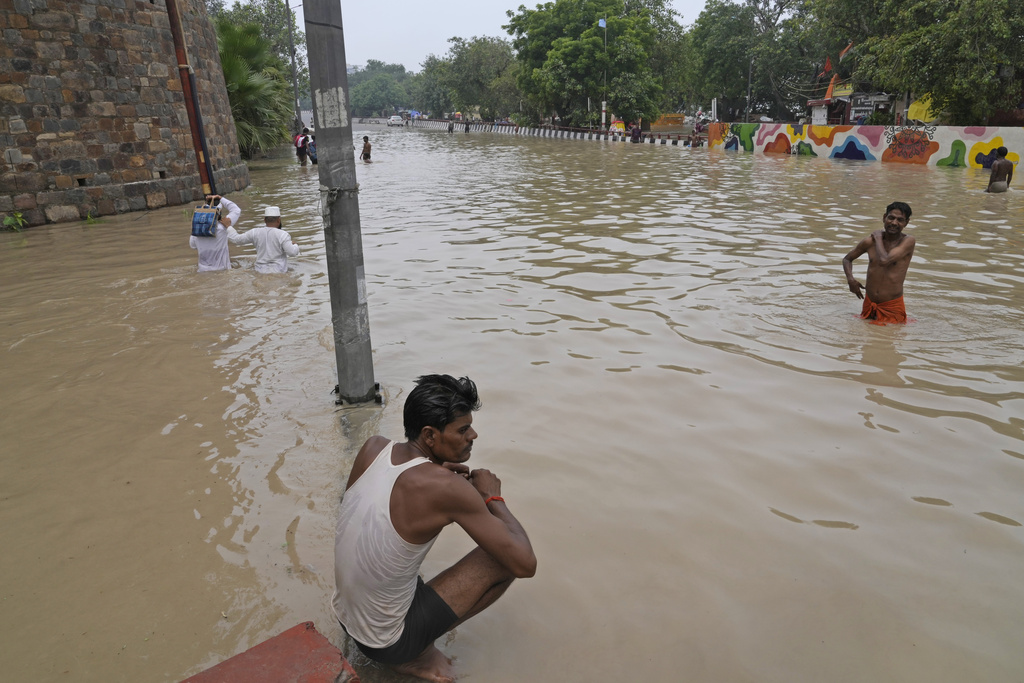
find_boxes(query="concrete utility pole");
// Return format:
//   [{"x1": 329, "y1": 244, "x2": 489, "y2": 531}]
[{"x1": 303, "y1": 0, "x2": 377, "y2": 404}]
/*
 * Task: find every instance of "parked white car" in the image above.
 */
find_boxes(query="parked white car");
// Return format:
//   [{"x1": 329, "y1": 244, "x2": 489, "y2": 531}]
[{"x1": 387, "y1": 115, "x2": 404, "y2": 127}]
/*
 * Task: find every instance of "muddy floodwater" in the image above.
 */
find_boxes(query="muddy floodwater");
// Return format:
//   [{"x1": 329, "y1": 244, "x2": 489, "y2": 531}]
[{"x1": 2, "y1": 126, "x2": 1023, "y2": 682}]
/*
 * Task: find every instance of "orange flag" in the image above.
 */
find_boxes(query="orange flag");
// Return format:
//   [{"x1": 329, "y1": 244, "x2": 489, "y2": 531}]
[
  {"x1": 817, "y1": 56, "x2": 832, "y2": 78},
  {"x1": 824, "y1": 73, "x2": 838, "y2": 99}
]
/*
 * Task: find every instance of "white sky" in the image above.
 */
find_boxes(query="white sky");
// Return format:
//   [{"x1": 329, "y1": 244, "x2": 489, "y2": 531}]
[{"x1": 293, "y1": 0, "x2": 708, "y2": 73}]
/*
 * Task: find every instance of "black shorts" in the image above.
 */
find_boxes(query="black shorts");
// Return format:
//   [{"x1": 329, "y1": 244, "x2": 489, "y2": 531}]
[{"x1": 351, "y1": 577, "x2": 458, "y2": 665}]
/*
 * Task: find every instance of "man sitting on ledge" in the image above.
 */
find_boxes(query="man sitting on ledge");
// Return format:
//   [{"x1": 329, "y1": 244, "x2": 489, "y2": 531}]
[{"x1": 332, "y1": 374, "x2": 536, "y2": 683}]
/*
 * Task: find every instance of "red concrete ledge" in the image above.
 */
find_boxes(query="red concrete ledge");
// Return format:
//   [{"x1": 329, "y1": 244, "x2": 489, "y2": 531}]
[{"x1": 182, "y1": 621, "x2": 360, "y2": 683}]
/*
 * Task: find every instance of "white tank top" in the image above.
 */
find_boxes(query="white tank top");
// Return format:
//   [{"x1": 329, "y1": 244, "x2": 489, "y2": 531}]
[{"x1": 332, "y1": 441, "x2": 436, "y2": 647}]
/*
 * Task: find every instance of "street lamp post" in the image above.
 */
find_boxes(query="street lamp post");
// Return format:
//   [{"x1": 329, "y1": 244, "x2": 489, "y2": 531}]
[
  {"x1": 284, "y1": 0, "x2": 303, "y2": 132},
  {"x1": 745, "y1": 56, "x2": 753, "y2": 123},
  {"x1": 600, "y1": 16, "x2": 607, "y2": 129}
]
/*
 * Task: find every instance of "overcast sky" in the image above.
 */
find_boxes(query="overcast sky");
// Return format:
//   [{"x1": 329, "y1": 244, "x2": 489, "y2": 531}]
[{"x1": 293, "y1": 0, "x2": 708, "y2": 73}]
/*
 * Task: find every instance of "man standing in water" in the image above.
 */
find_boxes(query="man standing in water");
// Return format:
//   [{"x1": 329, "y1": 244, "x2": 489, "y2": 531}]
[
  {"x1": 333, "y1": 375, "x2": 536, "y2": 683},
  {"x1": 986, "y1": 146, "x2": 1013, "y2": 192},
  {"x1": 360, "y1": 135, "x2": 372, "y2": 162},
  {"x1": 842, "y1": 201, "x2": 916, "y2": 324},
  {"x1": 226, "y1": 206, "x2": 300, "y2": 273},
  {"x1": 189, "y1": 194, "x2": 240, "y2": 272}
]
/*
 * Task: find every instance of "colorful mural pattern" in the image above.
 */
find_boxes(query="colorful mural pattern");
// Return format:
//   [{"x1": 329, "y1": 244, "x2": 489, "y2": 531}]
[{"x1": 708, "y1": 123, "x2": 1022, "y2": 168}]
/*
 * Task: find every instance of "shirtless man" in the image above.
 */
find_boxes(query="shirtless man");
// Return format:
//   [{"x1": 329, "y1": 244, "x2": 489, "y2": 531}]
[
  {"x1": 842, "y1": 201, "x2": 916, "y2": 324},
  {"x1": 360, "y1": 136, "x2": 372, "y2": 162},
  {"x1": 986, "y1": 146, "x2": 1013, "y2": 193},
  {"x1": 333, "y1": 374, "x2": 536, "y2": 683}
]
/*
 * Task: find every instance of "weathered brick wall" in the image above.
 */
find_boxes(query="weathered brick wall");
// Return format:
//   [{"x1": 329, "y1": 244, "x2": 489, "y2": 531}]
[{"x1": 0, "y1": 0, "x2": 249, "y2": 227}]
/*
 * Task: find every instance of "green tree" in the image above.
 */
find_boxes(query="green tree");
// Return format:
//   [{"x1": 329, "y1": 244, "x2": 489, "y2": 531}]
[
  {"x1": 627, "y1": 0, "x2": 691, "y2": 112},
  {"x1": 348, "y1": 60, "x2": 412, "y2": 89},
  {"x1": 214, "y1": 17, "x2": 293, "y2": 158},
  {"x1": 410, "y1": 54, "x2": 454, "y2": 118},
  {"x1": 350, "y1": 72, "x2": 410, "y2": 117},
  {"x1": 689, "y1": 0, "x2": 756, "y2": 120},
  {"x1": 809, "y1": 0, "x2": 1024, "y2": 124},
  {"x1": 347, "y1": 61, "x2": 413, "y2": 116},
  {"x1": 219, "y1": 0, "x2": 310, "y2": 116},
  {"x1": 747, "y1": 0, "x2": 826, "y2": 120},
  {"x1": 505, "y1": 0, "x2": 662, "y2": 126},
  {"x1": 855, "y1": 0, "x2": 1024, "y2": 124},
  {"x1": 445, "y1": 37, "x2": 522, "y2": 120}
]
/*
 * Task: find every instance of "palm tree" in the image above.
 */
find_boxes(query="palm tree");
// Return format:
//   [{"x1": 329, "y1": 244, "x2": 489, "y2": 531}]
[{"x1": 215, "y1": 17, "x2": 293, "y2": 159}]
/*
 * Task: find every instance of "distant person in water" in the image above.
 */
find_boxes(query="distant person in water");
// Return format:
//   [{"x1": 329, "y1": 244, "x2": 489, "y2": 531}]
[
  {"x1": 295, "y1": 127, "x2": 310, "y2": 166},
  {"x1": 333, "y1": 374, "x2": 536, "y2": 683},
  {"x1": 360, "y1": 136, "x2": 372, "y2": 162},
  {"x1": 986, "y1": 147, "x2": 1013, "y2": 193},
  {"x1": 842, "y1": 201, "x2": 916, "y2": 324}
]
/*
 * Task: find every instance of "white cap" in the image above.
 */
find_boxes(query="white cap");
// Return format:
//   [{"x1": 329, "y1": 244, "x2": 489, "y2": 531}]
[{"x1": 264, "y1": 206, "x2": 281, "y2": 218}]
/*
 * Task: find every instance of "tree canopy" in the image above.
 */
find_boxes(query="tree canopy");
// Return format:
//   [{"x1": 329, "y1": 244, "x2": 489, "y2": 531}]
[
  {"x1": 207, "y1": 0, "x2": 310, "y2": 113},
  {"x1": 348, "y1": 61, "x2": 414, "y2": 117},
  {"x1": 504, "y1": 0, "x2": 663, "y2": 126},
  {"x1": 214, "y1": 16, "x2": 293, "y2": 158},
  {"x1": 206, "y1": 0, "x2": 1024, "y2": 131}
]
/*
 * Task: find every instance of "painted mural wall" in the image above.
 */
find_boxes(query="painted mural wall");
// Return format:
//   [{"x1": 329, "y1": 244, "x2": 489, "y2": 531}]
[{"x1": 707, "y1": 123, "x2": 1023, "y2": 169}]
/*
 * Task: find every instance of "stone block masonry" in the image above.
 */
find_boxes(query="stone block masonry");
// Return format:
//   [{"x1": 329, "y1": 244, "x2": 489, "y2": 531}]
[{"x1": 0, "y1": 0, "x2": 249, "y2": 228}]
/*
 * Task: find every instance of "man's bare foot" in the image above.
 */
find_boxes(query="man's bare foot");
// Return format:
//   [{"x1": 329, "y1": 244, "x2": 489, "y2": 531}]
[{"x1": 391, "y1": 645, "x2": 455, "y2": 683}]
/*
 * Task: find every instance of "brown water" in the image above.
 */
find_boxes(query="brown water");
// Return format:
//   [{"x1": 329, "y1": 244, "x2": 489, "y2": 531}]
[{"x1": 2, "y1": 128, "x2": 1023, "y2": 682}]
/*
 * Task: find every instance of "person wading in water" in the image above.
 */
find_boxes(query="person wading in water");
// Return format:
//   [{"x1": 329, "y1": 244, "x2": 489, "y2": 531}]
[{"x1": 842, "y1": 201, "x2": 916, "y2": 324}]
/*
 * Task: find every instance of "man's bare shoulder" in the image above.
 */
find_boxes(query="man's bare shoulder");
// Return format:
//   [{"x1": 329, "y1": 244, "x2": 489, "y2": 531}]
[{"x1": 845, "y1": 234, "x2": 873, "y2": 258}]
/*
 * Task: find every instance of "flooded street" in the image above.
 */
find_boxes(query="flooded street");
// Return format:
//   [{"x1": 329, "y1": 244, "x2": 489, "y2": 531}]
[{"x1": 2, "y1": 126, "x2": 1023, "y2": 682}]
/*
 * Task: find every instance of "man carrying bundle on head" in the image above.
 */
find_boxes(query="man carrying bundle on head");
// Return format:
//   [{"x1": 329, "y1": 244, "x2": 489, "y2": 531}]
[{"x1": 188, "y1": 194, "x2": 240, "y2": 272}]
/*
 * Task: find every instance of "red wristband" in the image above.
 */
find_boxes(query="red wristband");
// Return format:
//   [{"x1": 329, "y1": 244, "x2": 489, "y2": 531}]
[{"x1": 484, "y1": 496, "x2": 504, "y2": 506}]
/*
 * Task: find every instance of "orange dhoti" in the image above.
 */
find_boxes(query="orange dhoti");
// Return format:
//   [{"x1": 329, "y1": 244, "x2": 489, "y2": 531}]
[{"x1": 860, "y1": 295, "x2": 906, "y2": 325}]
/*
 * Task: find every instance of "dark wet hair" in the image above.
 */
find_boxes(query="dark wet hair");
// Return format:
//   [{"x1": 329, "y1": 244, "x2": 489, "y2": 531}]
[
  {"x1": 404, "y1": 375, "x2": 481, "y2": 440},
  {"x1": 997, "y1": 146, "x2": 1008, "y2": 157},
  {"x1": 885, "y1": 201, "x2": 912, "y2": 220}
]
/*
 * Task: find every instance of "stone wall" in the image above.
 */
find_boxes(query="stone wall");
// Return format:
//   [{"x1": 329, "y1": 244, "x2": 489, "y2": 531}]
[{"x1": 0, "y1": 0, "x2": 249, "y2": 227}]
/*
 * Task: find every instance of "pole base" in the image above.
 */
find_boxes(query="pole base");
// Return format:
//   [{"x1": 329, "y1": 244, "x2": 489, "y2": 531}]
[{"x1": 333, "y1": 382, "x2": 383, "y2": 406}]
